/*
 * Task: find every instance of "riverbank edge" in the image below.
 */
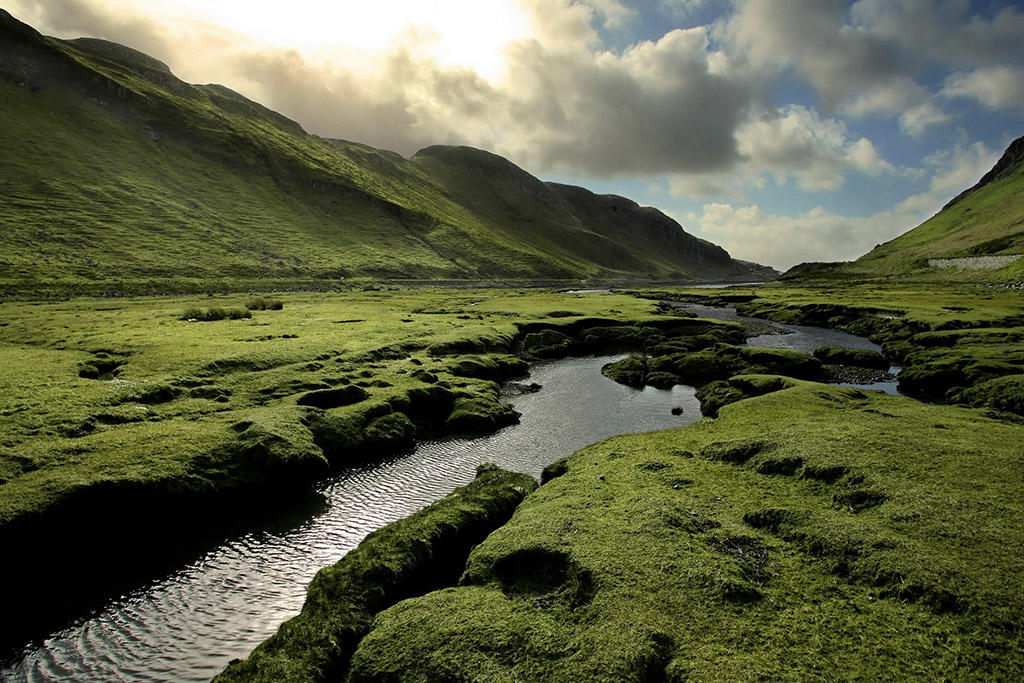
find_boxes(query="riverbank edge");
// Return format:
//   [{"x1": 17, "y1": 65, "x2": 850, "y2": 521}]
[
  {"x1": 214, "y1": 463, "x2": 537, "y2": 682},
  {"x1": 342, "y1": 377, "x2": 1024, "y2": 680}
]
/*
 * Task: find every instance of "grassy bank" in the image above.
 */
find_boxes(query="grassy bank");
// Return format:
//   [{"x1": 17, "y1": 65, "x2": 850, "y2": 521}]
[
  {"x1": 345, "y1": 379, "x2": 1024, "y2": 680},
  {"x1": 216, "y1": 463, "x2": 537, "y2": 682},
  {"x1": 0, "y1": 287, "x2": 728, "y2": 648}
]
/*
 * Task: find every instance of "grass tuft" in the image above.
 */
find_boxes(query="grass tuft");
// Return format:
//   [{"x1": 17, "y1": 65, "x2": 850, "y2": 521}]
[{"x1": 180, "y1": 306, "x2": 252, "y2": 321}]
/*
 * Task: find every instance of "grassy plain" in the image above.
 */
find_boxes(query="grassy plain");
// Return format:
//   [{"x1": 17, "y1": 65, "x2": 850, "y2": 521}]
[{"x1": 0, "y1": 288, "x2": 708, "y2": 538}]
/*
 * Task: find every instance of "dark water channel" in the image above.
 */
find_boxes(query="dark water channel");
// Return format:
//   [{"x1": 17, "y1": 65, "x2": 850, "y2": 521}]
[
  {"x1": 672, "y1": 302, "x2": 903, "y2": 396},
  {"x1": 2, "y1": 307, "x2": 898, "y2": 682}
]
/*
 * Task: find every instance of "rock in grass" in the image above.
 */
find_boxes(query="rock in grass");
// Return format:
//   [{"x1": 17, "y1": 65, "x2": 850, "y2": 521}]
[{"x1": 214, "y1": 464, "x2": 537, "y2": 683}]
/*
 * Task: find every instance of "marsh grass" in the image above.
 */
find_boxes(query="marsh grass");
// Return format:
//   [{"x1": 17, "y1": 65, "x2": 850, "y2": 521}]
[
  {"x1": 246, "y1": 297, "x2": 284, "y2": 311},
  {"x1": 181, "y1": 306, "x2": 252, "y2": 321}
]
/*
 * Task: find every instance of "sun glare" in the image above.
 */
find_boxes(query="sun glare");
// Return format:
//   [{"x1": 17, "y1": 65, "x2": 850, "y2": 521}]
[{"x1": 153, "y1": 0, "x2": 533, "y2": 80}]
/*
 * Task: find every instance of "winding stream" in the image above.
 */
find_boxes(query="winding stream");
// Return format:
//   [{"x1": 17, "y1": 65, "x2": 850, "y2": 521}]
[{"x1": 2, "y1": 307, "x2": 899, "y2": 682}]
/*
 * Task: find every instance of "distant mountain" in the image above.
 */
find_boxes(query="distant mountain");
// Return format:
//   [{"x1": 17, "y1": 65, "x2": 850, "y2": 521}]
[
  {"x1": 0, "y1": 10, "x2": 775, "y2": 294},
  {"x1": 783, "y1": 136, "x2": 1024, "y2": 282}
]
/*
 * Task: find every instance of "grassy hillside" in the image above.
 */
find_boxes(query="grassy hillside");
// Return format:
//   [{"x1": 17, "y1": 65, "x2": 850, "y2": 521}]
[
  {"x1": 0, "y1": 10, "x2": 771, "y2": 295},
  {"x1": 782, "y1": 136, "x2": 1023, "y2": 283}
]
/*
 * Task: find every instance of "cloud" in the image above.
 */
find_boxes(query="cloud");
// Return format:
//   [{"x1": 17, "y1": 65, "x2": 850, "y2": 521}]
[
  {"x1": 687, "y1": 140, "x2": 1000, "y2": 269},
  {"x1": 850, "y1": 0, "x2": 1024, "y2": 68},
  {"x1": 659, "y1": 105, "x2": 897, "y2": 198},
  {"x1": 496, "y1": 27, "x2": 752, "y2": 175},
  {"x1": 11, "y1": 0, "x2": 761, "y2": 176},
  {"x1": 942, "y1": 66, "x2": 1024, "y2": 113},
  {"x1": 717, "y1": 0, "x2": 1024, "y2": 135},
  {"x1": 736, "y1": 105, "x2": 896, "y2": 191},
  {"x1": 691, "y1": 203, "x2": 876, "y2": 269}
]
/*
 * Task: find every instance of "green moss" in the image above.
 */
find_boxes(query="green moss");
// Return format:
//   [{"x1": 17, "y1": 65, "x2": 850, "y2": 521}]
[
  {"x1": 600, "y1": 356, "x2": 646, "y2": 388},
  {"x1": 607, "y1": 345, "x2": 822, "y2": 391},
  {"x1": 521, "y1": 330, "x2": 575, "y2": 359},
  {"x1": 363, "y1": 412, "x2": 416, "y2": 451},
  {"x1": 638, "y1": 285, "x2": 1024, "y2": 414},
  {"x1": 0, "y1": 288, "x2": 688, "y2": 536},
  {"x1": 446, "y1": 354, "x2": 528, "y2": 381},
  {"x1": 813, "y1": 346, "x2": 890, "y2": 369},
  {"x1": 215, "y1": 464, "x2": 537, "y2": 682},
  {"x1": 955, "y1": 374, "x2": 1024, "y2": 414},
  {"x1": 446, "y1": 396, "x2": 520, "y2": 434},
  {"x1": 348, "y1": 382, "x2": 1024, "y2": 680}
]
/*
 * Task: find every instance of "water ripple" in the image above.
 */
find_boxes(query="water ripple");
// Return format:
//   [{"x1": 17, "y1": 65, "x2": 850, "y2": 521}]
[{"x1": 4, "y1": 355, "x2": 700, "y2": 682}]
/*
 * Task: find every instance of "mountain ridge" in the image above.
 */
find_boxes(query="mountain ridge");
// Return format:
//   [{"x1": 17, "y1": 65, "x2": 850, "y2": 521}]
[{"x1": 0, "y1": 10, "x2": 775, "y2": 294}]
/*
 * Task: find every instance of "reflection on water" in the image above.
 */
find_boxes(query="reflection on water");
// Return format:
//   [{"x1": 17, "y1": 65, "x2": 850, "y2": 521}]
[{"x1": 4, "y1": 355, "x2": 699, "y2": 683}]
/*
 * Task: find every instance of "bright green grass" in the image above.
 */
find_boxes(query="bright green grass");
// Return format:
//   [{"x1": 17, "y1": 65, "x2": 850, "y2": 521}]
[
  {"x1": 636, "y1": 283, "x2": 1024, "y2": 413},
  {"x1": 0, "y1": 289, "x2": 685, "y2": 531},
  {"x1": 215, "y1": 464, "x2": 537, "y2": 683},
  {"x1": 348, "y1": 379, "x2": 1024, "y2": 680}
]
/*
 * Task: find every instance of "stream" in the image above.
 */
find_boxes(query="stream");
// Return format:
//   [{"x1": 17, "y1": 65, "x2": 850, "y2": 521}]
[{"x1": 2, "y1": 306, "x2": 899, "y2": 682}]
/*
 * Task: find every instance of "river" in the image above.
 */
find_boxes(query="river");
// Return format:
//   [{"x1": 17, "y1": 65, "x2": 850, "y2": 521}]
[{"x1": 2, "y1": 307, "x2": 898, "y2": 682}]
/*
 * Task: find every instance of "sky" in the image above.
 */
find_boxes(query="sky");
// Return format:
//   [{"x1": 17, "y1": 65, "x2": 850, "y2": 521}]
[{"x1": 9, "y1": 0, "x2": 1024, "y2": 269}]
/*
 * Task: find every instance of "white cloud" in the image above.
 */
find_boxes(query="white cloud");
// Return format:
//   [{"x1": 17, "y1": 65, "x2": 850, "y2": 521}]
[
  {"x1": 942, "y1": 66, "x2": 1024, "y2": 113},
  {"x1": 687, "y1": 139, "x2": 999, "y2": 269},
  {"x1": 11, "y1": 0, "x2": 759, "y2": 176},
  {"x1": 717, "y1": 0, "x2": 1024, "y2": 136},
  {"x1": 656, "y1": 105, "x2": 897, "y2": 199}
]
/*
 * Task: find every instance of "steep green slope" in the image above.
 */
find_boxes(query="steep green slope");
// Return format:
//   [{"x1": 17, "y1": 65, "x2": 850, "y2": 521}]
[
  {"x1": 856, "y1": 136, "x2": 1024, "y2": 274},
  {"x1": 0, "y1": 10, "x2": 770, "y2": 294}
]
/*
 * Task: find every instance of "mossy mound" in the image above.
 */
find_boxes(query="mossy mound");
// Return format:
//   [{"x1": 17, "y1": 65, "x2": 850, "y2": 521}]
[
  {"x1": 346, "y1": 382, "x2": 1024, "y2": 680},
  {"x1": 521, "y1": 330, "x2": 575, "y2": 359},
  {"x1": 696, "y1": 375, "x2": 794, "y2": 417},
  {"x1": 215, "y1": 464, "x2": 537, "y2": 683},
  {"x1": 600, "y1": 356, "x2": 646, "y2": 388},
  {"x1": 446, "y1": 395, "x2": 520, "y2": 433},
  {"x1": 636, "y1": 285, "x2": 1024, "y2": 415},
  {"x1": 955, "y1": 374, "x2": 1024, "y2": 414},
  {"x1": 446, "y1": 354, "x2": 529, "y2": 381},
  {"x1": 813, "y1": 346, "x2": 889, "y2": 369},
  {"x1": 362, "y1": 412, "x2": 416, "y2": 451},
  {"x1": 603, "y1": 344, "x2": 822, "y2": 391}
]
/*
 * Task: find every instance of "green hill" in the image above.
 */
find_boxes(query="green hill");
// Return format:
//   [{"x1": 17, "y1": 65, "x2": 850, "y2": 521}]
[
  {"x1": 0, "y1": 10, "x2": 774, "y2": 294},
  {"x1": 783, "y1": 136, "x2": 1024, "y2": 283}
]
